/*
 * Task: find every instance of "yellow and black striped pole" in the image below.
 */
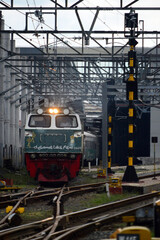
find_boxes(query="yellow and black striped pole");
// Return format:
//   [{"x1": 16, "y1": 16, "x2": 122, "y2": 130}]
[
  {"x1": 107, "y1": 115, "x2": 113, "y2": 174},
  {"x1": 122, "y1": 38, "x2": 139, "y2": 182}
]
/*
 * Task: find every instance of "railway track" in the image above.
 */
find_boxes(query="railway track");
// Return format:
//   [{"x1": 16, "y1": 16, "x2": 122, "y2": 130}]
[
  {"x1": 0, "y1": 182, "x2": 108, "y2": 231},
  {"x1": 0, "y1": 172, "x2": 159, "y2": 239},
  {"x1": 0, "y1": 170, "x2": 159, "y2": 208},
  {"x1": 0, "y1": 190, "x2": 159, "y2": 240},
  {"x1": 138, "y1": 170, "x2": 160, "y2": 179},
  {"x1": 0, "y1": 182, "x2": 107, "y2": 208}
]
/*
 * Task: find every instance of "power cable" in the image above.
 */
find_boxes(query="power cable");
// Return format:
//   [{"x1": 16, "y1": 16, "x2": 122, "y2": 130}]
[
  {"x1": 138, "y1": 98, "x2": 160, "y2": 109},
  {"x1": 25, "y1": 0, "x2": 42, "y2": 47}
]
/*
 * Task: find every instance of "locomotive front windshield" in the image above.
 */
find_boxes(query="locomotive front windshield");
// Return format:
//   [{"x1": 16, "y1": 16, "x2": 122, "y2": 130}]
[
  {"x1": 56, "y1": 116, "x2": 78, "y2": 128},
  {"x1": 29, "y1": 115, "x2": 51, "y2": 127}
]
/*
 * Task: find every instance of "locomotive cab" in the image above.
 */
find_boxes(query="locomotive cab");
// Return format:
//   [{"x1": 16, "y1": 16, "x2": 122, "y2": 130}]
[{"x1": 25, "y1": 107, "x2": 83, "y2": 183}]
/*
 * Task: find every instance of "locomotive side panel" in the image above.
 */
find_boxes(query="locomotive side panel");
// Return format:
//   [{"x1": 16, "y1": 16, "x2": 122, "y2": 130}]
[{"x1": 83, "y1": 132, "x2": 99, "y2": 166}]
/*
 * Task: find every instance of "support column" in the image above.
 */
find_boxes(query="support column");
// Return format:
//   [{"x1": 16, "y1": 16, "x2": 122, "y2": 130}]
[
  {"x1": 10, "y1": 41, "x2": 16, "y2": 166},
  {"x1": 107, "y1": 115, "x2": 113, "y2": 174},
  {"x1": 20, "y1": 62, "x2": 28, "y2": 167},
  {"x1": 122, "y1": 9, "x2": 139, "y2": 182},
  {"x1": 0, "y1": 14, "x2": 5, "y2": 167},
  {"x1": 4, "y1": 31, "x2": 11, "y2": 161},
  {"x1": 10, "y1": 74, "x2": 16, "y2": 166},
  {"x1": 122, "y1": 38, "x2": 139, "y2": 182},
  {"x1": 102, "y1": 82, "x2": 108, "y2": 172},
  {"x1": 14, "y1": 88, "x2": 20, "y2": 168}
]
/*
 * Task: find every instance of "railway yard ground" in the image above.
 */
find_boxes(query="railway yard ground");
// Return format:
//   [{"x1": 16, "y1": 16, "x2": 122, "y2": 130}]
[{"x1": 0, "y1": 163, "x2": 160, "y2": 239}]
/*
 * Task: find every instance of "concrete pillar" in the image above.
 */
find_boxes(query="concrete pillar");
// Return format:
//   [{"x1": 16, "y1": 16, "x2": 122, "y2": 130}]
[
  {"x1": 21, "y1": 104, "x2": 26, "y2": 167},
  {"x1": 15, "y1": 99, "x2": 20, "y2": 169},
  {"x1": 10, "y1": 73, "x2": 16, "y2": 166},
  {"x1": 4, "y1": 30, "x2": 11, "y2": 161},
  {"x1": 0, "y1": 16, "x2": 5, "y2": 167},
  {"x1": 102, "y1": 82, "x2": 108, "y2": 171},
  {"x1": 10, "y1": 41, "x2": 17, "y2": 167},
  {"x1": 14, "y1": 49, "x2": 20, "y2": 168},
  {"x1": 20, "y1": 61, "x2": 28, "y2": 167}
]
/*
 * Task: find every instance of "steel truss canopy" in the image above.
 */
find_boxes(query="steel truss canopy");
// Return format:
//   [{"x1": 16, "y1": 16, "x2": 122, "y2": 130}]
[{"x1": 1, "y1": 0, "x2": 160, "y2": 117}]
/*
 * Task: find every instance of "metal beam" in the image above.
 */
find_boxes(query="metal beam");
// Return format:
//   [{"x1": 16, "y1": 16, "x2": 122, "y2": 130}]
[{"x1": 1, "y1": 6, "x2": 160, "y2": 11}]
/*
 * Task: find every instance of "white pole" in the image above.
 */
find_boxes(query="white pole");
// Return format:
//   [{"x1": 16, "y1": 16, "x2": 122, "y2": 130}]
[
  {"x1": 106, "y1": 183, "x2": 110, "y2": 197},
  {"x1": 88, "y1": 162, "x2": 91, "y2": 172}
]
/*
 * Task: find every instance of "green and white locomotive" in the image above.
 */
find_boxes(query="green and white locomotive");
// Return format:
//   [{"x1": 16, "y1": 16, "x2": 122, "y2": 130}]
[{"x1": 25, "y1": 107, "x2": 83, "y2": 183}]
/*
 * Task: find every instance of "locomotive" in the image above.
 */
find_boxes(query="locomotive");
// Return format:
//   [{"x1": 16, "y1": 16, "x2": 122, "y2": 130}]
[{"x1": 24, "y1": 107, "x2": 83, "y2": 183}]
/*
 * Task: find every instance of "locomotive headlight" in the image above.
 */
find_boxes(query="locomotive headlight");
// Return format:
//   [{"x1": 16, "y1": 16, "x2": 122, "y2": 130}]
[
  {"x1": 49, "y1": 108, "x2": 59, "y2": 114},
  {"x1": 37, "y1": 108, "x2": 44, "y2": 115},
  {"x1": 70, "y1": 154, "x2": 76, "y2": 159},
  {"x1": 30, "y1": 154, "x2": 36, "y2": 159},
  {"x1": 63, "y1": 108, "x2": 69, "y2": 115}
]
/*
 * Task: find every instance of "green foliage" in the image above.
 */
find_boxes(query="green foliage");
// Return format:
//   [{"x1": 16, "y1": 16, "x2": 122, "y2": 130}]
[
  {"x1": 64, "y1": 192, "x2": 137, "y2": 213},
  {"x1": 69, "y1": 170, "x2": 107, "y2": 186},
  {"x1": 87, "y1": 192, "x2": 136, "y2": 207},
  {"x1": 22, "y1": 208, "x2": 52, "y2": 223}
]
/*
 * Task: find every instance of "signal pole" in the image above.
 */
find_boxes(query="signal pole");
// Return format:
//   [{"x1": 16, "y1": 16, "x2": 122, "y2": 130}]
[
  {"x1": 122, "y1": 9, "x2": 139, "y2": 182},
  {"x1": 107, "y1": 115, "x2": 112, "y2": 174}
]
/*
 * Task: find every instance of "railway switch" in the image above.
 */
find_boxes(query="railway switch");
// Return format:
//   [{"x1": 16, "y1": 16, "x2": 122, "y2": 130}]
[{"x1": 7, "y1": 213, "x2": 22, "y2": 227}]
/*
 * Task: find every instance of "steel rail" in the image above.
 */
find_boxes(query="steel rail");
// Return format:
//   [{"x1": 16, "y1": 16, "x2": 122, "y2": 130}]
[
  {"x1": 0, "y1": 174, "x2": 159, "y2": 207},
  {"x1": 0, "y1": 190, "x2": 36, "y2": 226},
  {"x1": 0, "y1": 189, "x2": 62, "y2": 209},
  {"x1": 0, "y1": 174, "x2": 160, "y2": 209},
  {"x1": 23, "y1": 192, "x2": 159, "y2": 240},
  {"x1": 58, "y1": 191, "x2": 160, "y2": 223},
  {"x1": 0, "y1": 189, "x2": 60, "y2": 203},
  {"x1": 23, "y1": 183, "x2": 105, "y2": 240},
  {"x1": 0, "y1": 191, "x2": 159, "y2": 239},
  {"x1": 0, "y1": 182, "x2": 107, "y2": 207},
  {"x1": 52, "y1": 202, "x2": 154, "y2": 240},
  {"x1": 0, "y1": 183, "x2": 107, "y2": 236},
  {"x1": 44, "y1": 185, "x2": 65, "y2": 240},
  {"x1": 24, "y1": 186, "x2": 66, "y2": 240},
  {"x1": 0, "y1": 217, "x2": 54, "y2": 239}
]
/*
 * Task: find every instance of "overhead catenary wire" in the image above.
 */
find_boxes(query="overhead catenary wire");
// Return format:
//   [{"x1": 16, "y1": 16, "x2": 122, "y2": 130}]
[
  {"x1": 82, "y1": 0, "x2": 126, "y2": 45},
  {"x1": 2, "y1": 0, "x2": 129, "y2": 52},
  {"x1": 25, "y1": 0, "x2": 42, "y2": 47},
  {"x1": 138, "y1": 98, "x2": 160, "y2": 109},
  {"x1": 1, "y1": 1, "x2": 160, "y2": 106}
]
